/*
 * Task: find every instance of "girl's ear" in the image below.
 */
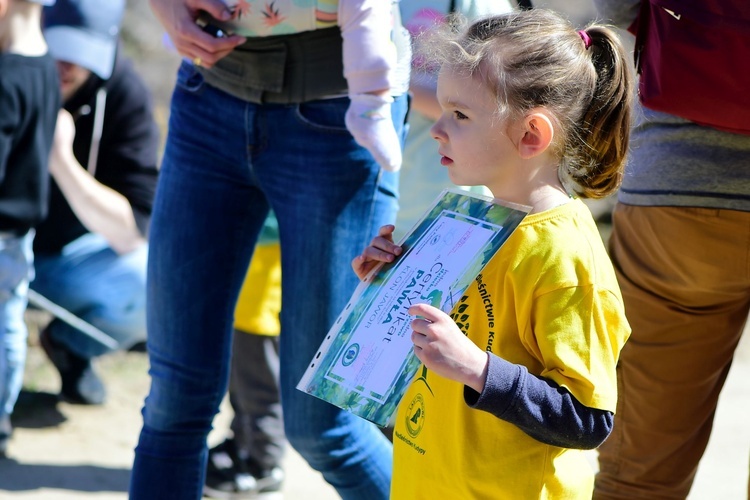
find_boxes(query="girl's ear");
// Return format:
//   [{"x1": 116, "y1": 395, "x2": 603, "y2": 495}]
[{"x1": 518, "y1": 111, "x2": 554, "y2": 159}]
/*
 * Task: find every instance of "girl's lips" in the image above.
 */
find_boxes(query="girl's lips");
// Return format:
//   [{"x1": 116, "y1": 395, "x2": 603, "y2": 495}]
[{"x1": 440, "y1": 155, "x2": 454, "y2": 166}]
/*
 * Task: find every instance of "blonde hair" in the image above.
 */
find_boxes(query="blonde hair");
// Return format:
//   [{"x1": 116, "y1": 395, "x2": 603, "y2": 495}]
[{"x1": 421, "y1": 9, "x2": 633, "y2": 199}]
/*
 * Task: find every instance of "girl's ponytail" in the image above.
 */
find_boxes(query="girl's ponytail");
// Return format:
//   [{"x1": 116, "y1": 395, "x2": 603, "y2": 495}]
[{"x1": 567, "y1": 26, "x2": 633, "y2": 199}]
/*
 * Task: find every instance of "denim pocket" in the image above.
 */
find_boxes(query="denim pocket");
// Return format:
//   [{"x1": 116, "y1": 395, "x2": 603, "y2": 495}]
[
  {"x1": 294, "y1": 97, "x2": 350, "y2": 134},
  {"x1": 174, "y1": 60, "x2": 206, "y2": 95}
]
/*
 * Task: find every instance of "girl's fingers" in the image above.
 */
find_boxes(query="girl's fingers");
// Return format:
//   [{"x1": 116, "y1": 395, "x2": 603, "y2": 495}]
[
  {"x1": 352, "y1": 225, "x2": 402, "y2": 280},
  {"x1": 377, "y1": 224, "x2": 396, "y2": 237},
  {"x1": 368, "y1": 235, "x2": 402, "y2": 257},
  {"x1": 361, "y1": 245, "x2": 396, "y2": 263},
  {"x1": 408, "y1": 303, "x2": 441, "y2": 323}
]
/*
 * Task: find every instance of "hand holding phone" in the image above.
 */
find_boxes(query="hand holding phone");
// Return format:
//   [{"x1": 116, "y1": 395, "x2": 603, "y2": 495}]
[{"x1": 196, "y1": 13, "x2": 230, "y2": 38}]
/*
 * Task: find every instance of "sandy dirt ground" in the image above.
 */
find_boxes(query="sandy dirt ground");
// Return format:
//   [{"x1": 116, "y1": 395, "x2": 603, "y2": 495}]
[
  {"x1": 1, "y1": 312, "x2": 337, "y2": 499},
  {"x1": 1, "y1": 316, "x2": 748, "y2": 499}
]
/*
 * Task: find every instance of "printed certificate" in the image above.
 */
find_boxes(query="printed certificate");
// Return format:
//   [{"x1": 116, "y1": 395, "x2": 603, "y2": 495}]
[{"x1": 297, "y1": 189, "x2": 529, "y2": 426}]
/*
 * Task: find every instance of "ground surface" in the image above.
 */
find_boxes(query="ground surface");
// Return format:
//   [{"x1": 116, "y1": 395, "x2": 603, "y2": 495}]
[
  {"x1": 2, "y1": 317, "x2": 748, "y2": 499},
  {"x1": 1, "y1": 312, "x2": 337, "y2": 499}
]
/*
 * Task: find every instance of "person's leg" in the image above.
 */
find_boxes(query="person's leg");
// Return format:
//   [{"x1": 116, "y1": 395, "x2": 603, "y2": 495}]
[
  {"x1": 229, "y1": 239, "x2": 285, "y2": 473},
  {"x1": 229, "y1": 332, "x2": 285, "y2": 470},
  {"x1": 31, "y1": 234, "x2": 148, "y2": 404},
  {"x1": 0, "y1": 231, "x2": 34, "y2": 455},
  {"x1": 130, "y1": 63, "x2": 269, "y2": 499},
  {"x1": 594, "y1": 205, "x2": 750, "y2": 499},
  {"x1": 255, "y1": 94, "x2": 406, "y2": 499},
  {"x1": 204, "y1": 235, "x2": 285, "y2": 497},
  {"x1": 32, "y1": 233, "x2": 148, "y2": 357},
  {"x1": 204, "y1": 332, "x2": 285, "y2": 498}
]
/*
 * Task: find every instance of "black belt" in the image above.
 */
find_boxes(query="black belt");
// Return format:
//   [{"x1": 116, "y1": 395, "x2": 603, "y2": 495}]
[{"x1": 200, "y1": 27, "x2": 348, "y2": 104}]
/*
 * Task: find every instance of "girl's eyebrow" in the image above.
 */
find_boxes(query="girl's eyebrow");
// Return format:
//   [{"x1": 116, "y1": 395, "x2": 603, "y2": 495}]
[{"x1": 441, "y1": 97, "x2": 470, "y2": 110}]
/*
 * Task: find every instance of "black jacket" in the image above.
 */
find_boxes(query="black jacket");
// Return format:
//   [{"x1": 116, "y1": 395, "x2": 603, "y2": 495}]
[{"x1": 33, "y1": 54, "x2": 160, "y2": 253}]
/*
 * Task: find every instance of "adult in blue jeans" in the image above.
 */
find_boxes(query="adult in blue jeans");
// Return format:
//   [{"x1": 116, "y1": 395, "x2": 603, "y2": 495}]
[{"x1": 130, "y1": 0, "x2": 410, "y2": 498}]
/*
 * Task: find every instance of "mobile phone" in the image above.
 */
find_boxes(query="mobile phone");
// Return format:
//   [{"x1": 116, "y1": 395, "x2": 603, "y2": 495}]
[{"x1": 196, "y1": 14, "x2": 229, "y2": 38}]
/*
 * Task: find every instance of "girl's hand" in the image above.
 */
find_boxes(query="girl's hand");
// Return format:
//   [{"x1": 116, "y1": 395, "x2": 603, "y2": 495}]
[
  {"x1": 351, "y1": 224, "x2": 402, "y2": 280},
  {"x1": 409, "y1": 303, "x2": 489, "y2": 393}
]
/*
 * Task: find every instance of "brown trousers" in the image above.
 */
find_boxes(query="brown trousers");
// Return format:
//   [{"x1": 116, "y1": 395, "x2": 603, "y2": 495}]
[{"x1": 594, "y1": 204, "x2": 750, "y2": 499}]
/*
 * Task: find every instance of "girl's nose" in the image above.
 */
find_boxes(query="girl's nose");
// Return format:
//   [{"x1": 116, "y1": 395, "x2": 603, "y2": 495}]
[{"x1": 430, "y1": 120, "x2": 446, "y2": 142}]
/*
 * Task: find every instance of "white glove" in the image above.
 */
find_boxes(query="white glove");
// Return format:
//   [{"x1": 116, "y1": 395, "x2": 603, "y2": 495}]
[{"x1": 345, "y1": 93, "x2": 402, "y2": 172}]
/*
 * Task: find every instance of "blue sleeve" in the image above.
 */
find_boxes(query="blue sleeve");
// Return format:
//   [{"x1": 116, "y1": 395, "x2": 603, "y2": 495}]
[{"x1": 464, "y1": 353, "x2": 614, "y2": 450}]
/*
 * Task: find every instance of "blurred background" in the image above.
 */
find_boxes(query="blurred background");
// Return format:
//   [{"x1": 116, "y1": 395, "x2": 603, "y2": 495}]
[{"x1": 0, "y1": 1, "x2": 746, "y2": 499}]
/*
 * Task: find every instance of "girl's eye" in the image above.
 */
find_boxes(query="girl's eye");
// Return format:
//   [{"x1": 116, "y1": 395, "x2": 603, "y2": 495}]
[{"x1": 454, "y1": 110, "x2": 468, "y2": 120}]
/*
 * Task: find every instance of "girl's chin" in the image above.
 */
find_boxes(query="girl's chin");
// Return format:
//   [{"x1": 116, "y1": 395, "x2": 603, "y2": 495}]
[{"x1": 446, "y1": 168, "x2": 464, "y2": 185}]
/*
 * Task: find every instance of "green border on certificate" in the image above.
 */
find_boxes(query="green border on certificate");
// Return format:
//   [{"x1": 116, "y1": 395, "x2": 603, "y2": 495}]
[{"x1": 297, "y1": 189, "x2": 530, "y2": 427}]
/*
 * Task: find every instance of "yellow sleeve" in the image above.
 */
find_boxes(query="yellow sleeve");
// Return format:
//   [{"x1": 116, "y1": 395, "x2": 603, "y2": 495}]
[{"x1": 531, "y1": 285, "x2": 629, "y2": 411}]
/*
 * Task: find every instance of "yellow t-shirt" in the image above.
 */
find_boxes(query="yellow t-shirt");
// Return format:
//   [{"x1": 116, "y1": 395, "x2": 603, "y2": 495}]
[
  {"x1": 234, "y1": 242, "x2": 282, "y2": 336},
  {"x1": 391, "y1": 199, "x2": 630, "y2": 499}
]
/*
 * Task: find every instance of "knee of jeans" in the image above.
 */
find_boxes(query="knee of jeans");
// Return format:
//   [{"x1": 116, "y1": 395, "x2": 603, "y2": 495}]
[
  {"x1": 142, "y1": 363, "x2": 225, "y2": 434},
  {"x1": 143, "y1": 385, "x2": 221, "y2": 436}
]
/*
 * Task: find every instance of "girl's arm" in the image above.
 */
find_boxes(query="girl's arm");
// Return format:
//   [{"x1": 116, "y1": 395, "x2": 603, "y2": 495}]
[
  {"x1": 465, "y1": 353, "x2": 614, "y2": 450},
  {"x1": 408, "y1": 303, "x2": 614, "y2": 450}
]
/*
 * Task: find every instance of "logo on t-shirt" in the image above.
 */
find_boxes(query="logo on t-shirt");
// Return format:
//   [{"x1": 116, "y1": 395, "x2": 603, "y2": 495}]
[
  {"x1": 450, "y1": 293, "x2": 471, "y2": 336},
  {"x1": 405, "y1": 393, "x2": 426, "y2": 437}
]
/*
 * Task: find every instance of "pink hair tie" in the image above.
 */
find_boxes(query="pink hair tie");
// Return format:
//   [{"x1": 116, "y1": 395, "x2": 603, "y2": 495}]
[{"x1": 578, "y1": 30, "x2": 592, "y2": 49}]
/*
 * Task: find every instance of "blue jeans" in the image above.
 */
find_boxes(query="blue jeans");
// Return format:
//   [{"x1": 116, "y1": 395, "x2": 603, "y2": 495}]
[
  {"x1": 130, "y1": 61, "x2": 406, "y2": 500},
  {"x1": 31, "y1": 233, "x2": 148, "y2": 359},
  {"x1": 0, "y1": 231, "x2": 34, "y2": 418}
]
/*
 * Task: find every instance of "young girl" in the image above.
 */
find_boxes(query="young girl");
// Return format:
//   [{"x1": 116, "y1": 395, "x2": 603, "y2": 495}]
[{"x1": 353, "y1": 9, "x2": 633, "y2": 499}]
